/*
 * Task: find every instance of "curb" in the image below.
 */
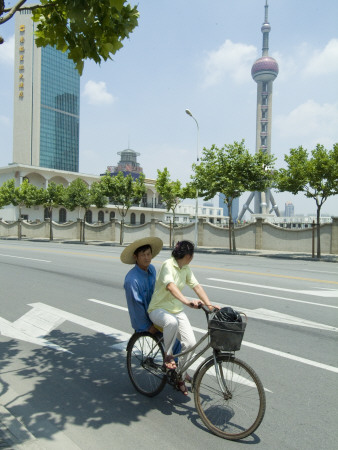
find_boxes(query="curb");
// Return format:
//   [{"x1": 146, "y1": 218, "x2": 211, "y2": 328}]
[{"x1": 0, "y1": 405, "x2": 43, "y2": 449}]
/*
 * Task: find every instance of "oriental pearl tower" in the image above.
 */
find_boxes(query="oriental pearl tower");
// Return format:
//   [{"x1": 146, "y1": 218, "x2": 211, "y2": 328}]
[{"x1": 239, "y1": 0, "x2": 280, "y2": 220}]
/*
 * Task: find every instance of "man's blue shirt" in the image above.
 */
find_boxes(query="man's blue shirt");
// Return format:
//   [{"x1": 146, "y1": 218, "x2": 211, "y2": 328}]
[{"x1": 124, "y1": 263, "x2": 156, "y2": 332}]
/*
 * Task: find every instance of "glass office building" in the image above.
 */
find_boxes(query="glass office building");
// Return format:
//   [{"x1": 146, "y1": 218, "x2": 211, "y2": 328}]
[
  {"x1": 40, "y1": 46, "x2": 79, "y2": 171},
  {"x1": 13, "y1": 10, "x2": 80, "y2": 172}
]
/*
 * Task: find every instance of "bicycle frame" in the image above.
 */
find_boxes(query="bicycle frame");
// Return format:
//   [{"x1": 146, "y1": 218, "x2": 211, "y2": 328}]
[{"x1": 157, "y1": 329, "x2": 234, "y2": 393}]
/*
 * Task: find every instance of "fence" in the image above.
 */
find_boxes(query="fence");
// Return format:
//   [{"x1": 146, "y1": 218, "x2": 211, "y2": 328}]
[{"x1": 0, "y1": 217, "x2": 337, "y2": 254}]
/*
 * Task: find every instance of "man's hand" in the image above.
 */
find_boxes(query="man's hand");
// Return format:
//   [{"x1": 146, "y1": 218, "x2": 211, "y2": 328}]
[{"x1": 148, "y1": 324, "x2": 158, "y2": 334}]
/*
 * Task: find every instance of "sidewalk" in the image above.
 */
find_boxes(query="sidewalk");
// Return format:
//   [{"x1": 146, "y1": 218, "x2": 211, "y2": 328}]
[{"x1": 0, "y1": 404, "x2": 43, "y2": 449}]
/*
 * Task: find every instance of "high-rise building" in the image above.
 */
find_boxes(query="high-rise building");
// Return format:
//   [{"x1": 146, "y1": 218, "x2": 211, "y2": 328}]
[
  {"x1": 219, "y1": 194, "x2": 239, "y2": 222},
  {"x1": 13, "y1": 9, "x2": 80, "y2": 172},
  {"x1": 239, "y1": 1, "x2": 280, "y2": 220},
  {"x1": 284, "y1": 202, "x2": 294, "y2": 217}
]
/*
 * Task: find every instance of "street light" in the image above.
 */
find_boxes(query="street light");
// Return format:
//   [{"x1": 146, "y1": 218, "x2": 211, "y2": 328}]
[{"x1": 185, "y1": 108, "x2": 199, "y2": 248}]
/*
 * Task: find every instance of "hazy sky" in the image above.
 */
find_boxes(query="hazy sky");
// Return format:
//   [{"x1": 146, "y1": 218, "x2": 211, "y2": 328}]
[{"x1": 0, "y1": 0, "x2": 337, "y2": 217}]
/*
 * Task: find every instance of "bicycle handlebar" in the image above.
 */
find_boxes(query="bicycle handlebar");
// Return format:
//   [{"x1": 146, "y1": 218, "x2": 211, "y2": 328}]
[{"x1": 189, "y1": 302, "x2": 218, "y2": 314}]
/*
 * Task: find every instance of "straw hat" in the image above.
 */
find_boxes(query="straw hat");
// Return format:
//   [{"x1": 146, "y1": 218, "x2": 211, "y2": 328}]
[{"x1": 120, "y1": 237, "x2": 163, "y2": 264}]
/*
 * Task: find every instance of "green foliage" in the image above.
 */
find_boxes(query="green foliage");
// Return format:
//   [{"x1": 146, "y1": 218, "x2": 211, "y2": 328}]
[
  {"x1": 275, "y1": 143, "x2": 338, "y2": 258},
  {"x1": 90, "y1": 180, "x2": 108, "y2": 209},
  {"x1": 37, "y1": 181, "x2": 65, "y2": 210},
  {"x1": 189, "y1": 140, "x2": 276, "y2": 251},
  {"x1": 0, "y1": 179, "x2": 13, "y2": 208},
  {"x1": 63, "y1": 178, "x2": 91, "y2": 212},
  {"x1": 155, "y1": 168, "x2": 187, "y2": 246},
  {"x1": 191, "y1": 140, "x2": 276, "y2": 203},
  {"x1": 100, "y1": 171, "x2": 145, "y2": 218},
  {"x1": 100, "y1": 171, "x2": 145, "y2": 244},
  {"x1": 63, "y1": 178, "x2": 108, "y2": 242},
  {"x1": 155, "y1": 168, "x2": 184, "y2": 214},
  {"x1": 35, "y1": 181, "x2": 66, "y2": 240},
  {"x1": 0, "y1": 178, "x2": 39, "y2": 209},
  {"x1": 275, "y1": 144, "x2": 338, "y2": 203},
  {"x1": 1, "y1": 0, "x2": 139, "y2": 75}
]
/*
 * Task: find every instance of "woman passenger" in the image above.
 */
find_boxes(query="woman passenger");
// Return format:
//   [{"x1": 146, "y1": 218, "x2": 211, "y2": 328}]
[{"x1": 148, "y1": 240, "x2": 215, "y2": 395}]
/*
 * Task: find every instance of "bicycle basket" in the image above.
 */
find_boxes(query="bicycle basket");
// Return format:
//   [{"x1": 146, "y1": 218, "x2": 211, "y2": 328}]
[{"x1": 208, "y1": 307, "x2": 246, "y2": 351}]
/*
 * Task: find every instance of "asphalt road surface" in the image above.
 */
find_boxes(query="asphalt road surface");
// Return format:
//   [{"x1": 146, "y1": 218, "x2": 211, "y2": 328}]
[{"x1": 0, "y1": 240, "x2": 337, "y2": 449}]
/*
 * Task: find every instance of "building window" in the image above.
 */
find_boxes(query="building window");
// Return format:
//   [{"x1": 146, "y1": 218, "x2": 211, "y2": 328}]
[
  {"x1": 44, "y1": 207, "x2": 50, "y2": 219},
  {"x1": 85, "y1": 210, "x2": 92, "y2": 223},
  {"x1": 110, "y1": 211, "x2": 115, "y2": 221},
  {"x1": 140, "y1": 213, "x2": 145, "y2": 224},
  {"x1": 131, "y1": 213, "x2": 136, "y2": 224},
  {"x1": 59, "y1": 208, "x2": 66, "y2": 223},
  {"x1": 98, "y1": 210, "x2": 104, "y2": 223}
]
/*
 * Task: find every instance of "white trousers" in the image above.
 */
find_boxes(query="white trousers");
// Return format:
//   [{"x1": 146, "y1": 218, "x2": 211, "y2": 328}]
[{"x1": 149, "y1": 309, "x2": 196, "y2": 376}]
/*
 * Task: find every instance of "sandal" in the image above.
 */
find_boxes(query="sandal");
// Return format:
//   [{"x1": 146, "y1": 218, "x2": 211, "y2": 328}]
[
  {"x1": 177, "y1": 380, "x2": 188, "y2": 396},
  {"x1": 185, "y1": 373, "x2": 192, "y2": 384},
  {"x1": 164, "y1": 355, "x2": 177, "y2": 370}
]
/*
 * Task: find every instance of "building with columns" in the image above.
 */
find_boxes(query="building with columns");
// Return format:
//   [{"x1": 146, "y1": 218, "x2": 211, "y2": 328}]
[{"x1": 0, "y1": 163, "x2": 227, "y2": 226}]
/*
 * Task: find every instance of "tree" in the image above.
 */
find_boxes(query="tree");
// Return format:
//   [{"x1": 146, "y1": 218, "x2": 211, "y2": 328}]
[
  {"x1": 0, "y1": 0, "x2": 139, "y2": 74},
  {"x1": 189, "y1": 140, "x2": 276, "y2": 252},
  {"x1": 275, "y1": 143, "x2": 338, "y2": 258},
  {"x1": 0, "y1": 178, "x2": 39, "y2": 239},
  {"x1": 63, "y1": 178, "x2": 107, "y2": 242},
  {"x1": 0, "y1": 180, "x2": 12, "y2": 210},
  {"x1": 100, "y1": 171, "x2": 145, "y2": 244},
  {"x1": 155, "y1": 168, "x2": 187, "y2": 247},
  {"x1": 36, "y1": 182, "x2": 65, "y2": 241}
]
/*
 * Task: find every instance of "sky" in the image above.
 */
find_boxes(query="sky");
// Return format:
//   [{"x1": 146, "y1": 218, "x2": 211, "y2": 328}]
[{"x1": 0, "y1": 0, "x2": 338, "y2": 217}]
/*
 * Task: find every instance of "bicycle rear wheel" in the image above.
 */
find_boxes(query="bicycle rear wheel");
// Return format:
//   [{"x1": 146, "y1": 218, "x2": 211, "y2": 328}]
[
  {"x1": 194, "y1": 355, "x2": 266, "y2": 440},
  {"x1": 126, "y1": 333, "x2": 166, "y2": 397}
]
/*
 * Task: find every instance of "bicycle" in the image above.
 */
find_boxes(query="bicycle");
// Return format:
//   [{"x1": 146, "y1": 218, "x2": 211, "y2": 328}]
[{"x1": 126, "y1": 305, "x2": 266, "y2": 441}]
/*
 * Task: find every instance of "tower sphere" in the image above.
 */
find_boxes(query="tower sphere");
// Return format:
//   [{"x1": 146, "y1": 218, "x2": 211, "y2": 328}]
[
  {"x1": 251, "y1": 56, "x2": 279, "y2": 82},
  {"x1": 261, "y1": 23, "x2": 271, "y2": 33}
]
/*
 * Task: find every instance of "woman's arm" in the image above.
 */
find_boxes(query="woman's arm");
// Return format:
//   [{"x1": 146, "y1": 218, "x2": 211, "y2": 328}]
[
  {"x1": 193, "y1": 284, "x2": 214, "y2": 310},
  {"x1": 166, "y1": 282, "x2": 194, "y2": 306}
]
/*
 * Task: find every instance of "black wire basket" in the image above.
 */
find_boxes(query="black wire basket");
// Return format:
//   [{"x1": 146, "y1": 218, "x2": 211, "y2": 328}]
[{"x1": 208, "y1": 311, "x2": 247, "y2": 351}]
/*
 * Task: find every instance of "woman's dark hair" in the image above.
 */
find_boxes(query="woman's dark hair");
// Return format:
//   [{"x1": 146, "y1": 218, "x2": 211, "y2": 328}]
[{"x1": 172, "y1": 240, "x2": 194, "y2": 260}]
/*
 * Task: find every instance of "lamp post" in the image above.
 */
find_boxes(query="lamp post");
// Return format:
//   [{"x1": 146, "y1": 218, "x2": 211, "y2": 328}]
[{"x1": 185, "y1": 109, "x2": 199, "y2": 248}]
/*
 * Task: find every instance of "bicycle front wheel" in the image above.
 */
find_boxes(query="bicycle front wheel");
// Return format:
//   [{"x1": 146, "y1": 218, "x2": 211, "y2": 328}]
[
  {"x1": 194, "y1": 355, "x2": 266, "y2": 440},
  {"x1": 126, "y1": 333, "x2": 166, "y2": 397}
]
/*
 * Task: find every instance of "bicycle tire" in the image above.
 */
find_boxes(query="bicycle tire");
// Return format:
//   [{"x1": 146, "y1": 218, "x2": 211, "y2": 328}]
[
  {"x1": 126, "y1": 333, "x2": 166, "y2": 397},
  {"x1": 194, "y1": 355, "x2": 266, "y2": 440}
]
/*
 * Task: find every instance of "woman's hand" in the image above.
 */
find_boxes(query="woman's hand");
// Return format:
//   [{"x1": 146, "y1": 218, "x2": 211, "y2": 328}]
[{"x1": 189, "y1": 300, "x2": 203, "y2": 309}]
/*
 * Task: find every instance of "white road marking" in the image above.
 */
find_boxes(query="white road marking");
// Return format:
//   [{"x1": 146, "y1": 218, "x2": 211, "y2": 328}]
[
  {"x1": 27, "y1": 302, "x2": 131, "y2": 342},
  {"x1": 208, "y1": 278, "x2": 338, "y2": 298},
  {"x1": 213, "y1": 304, "x2": 338, "y2": 332},
  {"x1": 302, "y1": 269, "x2": 338, "y2": 275},
  {"x1": 243, "y1": 341, "x2": 338, "y2": 374},
  {"x1": 201, "y1": 283, "x2": 338, "y2": 309},
  {"x1": 0, "y1": 316, "x2": 70, "y2": 353},
  {"x1": 1, "y1": 301, "x2": 336, "y2": 376},
  {"x1": 0, "y1": 303, "x2": 131, "y2": 353},
  {"x1": 88, "y1": 298, "x2": 128, "y2": 312},
  {"x1": 89, "y1": 299, "x2": 338, "y2": 374},
  {"x1": 0, "y1": 253, "x2": 51, "y2": 262}
]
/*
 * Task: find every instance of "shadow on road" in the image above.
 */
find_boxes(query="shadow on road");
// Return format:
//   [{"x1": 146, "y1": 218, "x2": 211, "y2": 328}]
[{"x1": 0, "y1": 330, "x2": 206, "y2": 446}]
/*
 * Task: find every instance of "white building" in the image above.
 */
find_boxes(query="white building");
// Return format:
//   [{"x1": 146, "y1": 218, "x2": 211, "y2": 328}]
[{"x1": 0, "y1": 164, "x2": 229, "y2": 226}]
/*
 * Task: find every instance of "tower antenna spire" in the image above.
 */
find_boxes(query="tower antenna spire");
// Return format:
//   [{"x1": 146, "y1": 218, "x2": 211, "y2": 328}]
[{"x1": 262, "y1": 0, "x2": 271, "y2": 56}]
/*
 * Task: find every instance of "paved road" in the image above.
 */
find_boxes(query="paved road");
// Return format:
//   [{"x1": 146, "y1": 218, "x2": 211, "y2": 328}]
[{"x1": 0, "y1": 240, "x2": 337, "y2": 449}]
